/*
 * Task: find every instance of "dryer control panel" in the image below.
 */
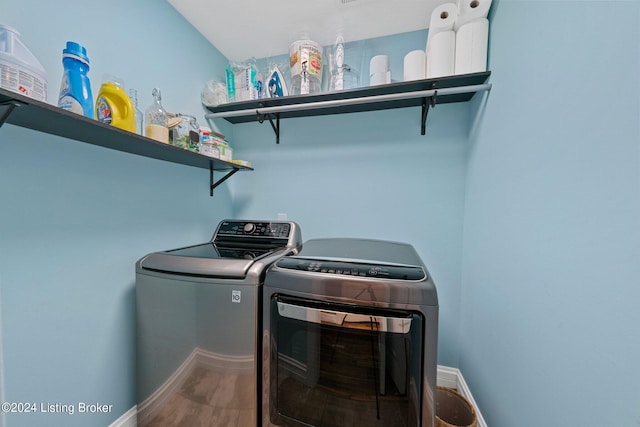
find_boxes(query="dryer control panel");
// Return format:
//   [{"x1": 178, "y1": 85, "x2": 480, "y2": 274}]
[{"x1": 275, "y1": 257, "x2": 426, "y2": 281}]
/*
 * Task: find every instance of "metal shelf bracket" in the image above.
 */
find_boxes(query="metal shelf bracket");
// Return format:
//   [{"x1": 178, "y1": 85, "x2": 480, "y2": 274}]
[
  {"x1": 0, "y1": 101, "x2": 19, "y2": 128},
  {"x1": 257, "y1": 111, "x2": 280, "y2": 144},
  {"x1": 210, "y1": 166, "x2": 239, "y2": 196},
  {"x1": 421, "y1": 89, "x2": 438, "y2": 135}
]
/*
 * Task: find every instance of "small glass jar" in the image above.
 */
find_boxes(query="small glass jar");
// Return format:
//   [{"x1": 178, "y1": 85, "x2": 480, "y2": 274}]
[{"x1": 171, "y1": 114, "x2": 200, "y2": 151}]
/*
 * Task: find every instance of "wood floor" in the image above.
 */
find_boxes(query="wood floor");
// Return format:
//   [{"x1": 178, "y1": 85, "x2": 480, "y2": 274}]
[{"x1": 145, "y1": 365, "x2": 256, "y2": 427}]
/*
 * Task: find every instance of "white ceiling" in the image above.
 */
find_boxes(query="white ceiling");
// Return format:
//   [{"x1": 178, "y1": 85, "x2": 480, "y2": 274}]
[{"x1": 168, "y1": 0, "x2": 451, "y2": 61}]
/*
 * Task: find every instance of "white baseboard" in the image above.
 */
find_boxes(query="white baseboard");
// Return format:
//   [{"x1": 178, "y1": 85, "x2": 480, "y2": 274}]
[
  {"x1": 437, "y1": 365, "x2": 488, "y2": 427},
  {"x1": 108, "y1": 405, "x2": 137, "y2": 427}
]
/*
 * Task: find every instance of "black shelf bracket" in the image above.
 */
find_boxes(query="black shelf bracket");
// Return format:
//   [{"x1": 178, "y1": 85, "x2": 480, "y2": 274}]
[
  {"x1": 210, "y1": 166, "x2": 239, "y2": 196},
  {"x1": 257, "y1": 111, "x2": 280, "y2": 144},
  {"x1": 421, "y1": 89, "x2": 438, "y2": 136},
  {"x1": 0, "y1": 101, "x2": 19, "y2": 128}
]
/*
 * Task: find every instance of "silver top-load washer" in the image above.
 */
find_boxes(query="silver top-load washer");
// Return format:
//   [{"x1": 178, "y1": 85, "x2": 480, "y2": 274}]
[
  {"x1": 136, "y1": 219, "x2": 301, "y2": 427},
  {"x1": 262, "y1": 238, "x2": 438, "y2": 427}
]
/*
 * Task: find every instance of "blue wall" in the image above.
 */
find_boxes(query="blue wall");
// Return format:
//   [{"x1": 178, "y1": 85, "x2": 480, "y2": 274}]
[
  {"x1": 2, "y1": 0, "x2": 640, "y2": 426},
  {"x1": 0, "y1": 1, "x2": 233, "y2": 426},
  {"x1": 460, "y1": 1, "x2": 640, "y2": 426}
]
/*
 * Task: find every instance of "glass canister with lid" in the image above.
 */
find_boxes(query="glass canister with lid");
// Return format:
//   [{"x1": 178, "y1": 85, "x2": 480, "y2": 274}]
[{"x1": 171, "y1": 114, "x2": 200, "y2": 151}]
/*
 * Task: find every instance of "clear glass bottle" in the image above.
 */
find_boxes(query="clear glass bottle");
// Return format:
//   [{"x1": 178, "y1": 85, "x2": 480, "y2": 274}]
[
  {"x1": 129, "y1": 88, "x2": 143, "y2": 136},
  {"x1": 330, "y1": 35, "x2": 345, "y2": 91},
  {"x1": 145, "y1": 88, "x2": 168, "y2": 143},
  {"x1": 329, "y1": 35, "x2": 360, "y2": 91}
]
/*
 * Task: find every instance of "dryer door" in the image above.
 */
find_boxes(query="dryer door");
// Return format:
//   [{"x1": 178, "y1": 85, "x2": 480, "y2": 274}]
[{"x1": 267, "y1": 295, "x2": 424, "y2": 427}]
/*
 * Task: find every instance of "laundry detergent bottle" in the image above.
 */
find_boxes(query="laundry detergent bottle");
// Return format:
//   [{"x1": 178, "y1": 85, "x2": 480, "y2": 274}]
[
  {"x1": 95, "y1": 80, "x2": 135, "y2": 132},
  {"x1": 57, "y1": 41, "x2": 93, "y2": 117}
]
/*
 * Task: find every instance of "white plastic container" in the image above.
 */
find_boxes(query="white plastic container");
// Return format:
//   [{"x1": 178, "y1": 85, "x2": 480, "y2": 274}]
[{"x1": 0, "y1": 25, "x2": 47, "y2": 101}]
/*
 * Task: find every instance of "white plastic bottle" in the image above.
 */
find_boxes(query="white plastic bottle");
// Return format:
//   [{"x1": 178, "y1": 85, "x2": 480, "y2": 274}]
[{"x1": 0, "y1": 24, "x2": 47, "y2": 101}]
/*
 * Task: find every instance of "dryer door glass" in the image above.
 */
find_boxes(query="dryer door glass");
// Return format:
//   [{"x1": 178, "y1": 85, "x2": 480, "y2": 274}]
[{"x1": 269, "y1": 295, "x2": 424, "y2": 427}]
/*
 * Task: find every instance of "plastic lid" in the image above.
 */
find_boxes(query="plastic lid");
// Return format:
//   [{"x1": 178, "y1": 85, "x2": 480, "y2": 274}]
[
  {"x1": 63, "y1": 41, "x2": 89, "y2": 64},
  {"x1": 0, "y1": 24, "x2": 20, "y2": 36},
  {"x1": 102, "y1": 74, "x2": 125, "y2": 87}
]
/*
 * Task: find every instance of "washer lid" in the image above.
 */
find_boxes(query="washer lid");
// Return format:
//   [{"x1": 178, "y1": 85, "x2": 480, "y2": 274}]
[
  {"x1": 138, "y1": 220, "x2": 302, "y2": 279},
  {"x1": 140, "y1": 242, "x2": 269, "y2": 278},
  {"x1": 162, "y1": 242, "x2": 275, "y2": 260}
]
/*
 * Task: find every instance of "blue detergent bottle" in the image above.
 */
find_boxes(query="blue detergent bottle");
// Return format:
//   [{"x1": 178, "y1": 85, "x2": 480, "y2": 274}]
[{"x1": 58, "y1": 42, "x2": 93, "y2": 118}]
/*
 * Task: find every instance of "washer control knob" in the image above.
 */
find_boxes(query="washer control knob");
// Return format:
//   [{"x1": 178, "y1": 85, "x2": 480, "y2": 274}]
[{"x1": 243, "y1": 223, "x2": 256, "y2": 234}]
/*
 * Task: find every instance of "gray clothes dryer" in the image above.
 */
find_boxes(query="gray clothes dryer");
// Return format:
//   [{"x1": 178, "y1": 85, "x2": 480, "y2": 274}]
[
  {"x1": 262, "y1": 238, "x2": 438, "y2": 427},
  {"x1": 136, "y1": 220, "x2": 302, "y2": 426}
]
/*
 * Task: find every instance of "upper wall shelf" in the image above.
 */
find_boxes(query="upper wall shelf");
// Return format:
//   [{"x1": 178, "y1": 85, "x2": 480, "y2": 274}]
[
  {"x1": 0, "y1": 87, "x2": 252, "y2": 196},
  {"x1": 205, "y1": 71, "x2": 491, "y2": 143}
]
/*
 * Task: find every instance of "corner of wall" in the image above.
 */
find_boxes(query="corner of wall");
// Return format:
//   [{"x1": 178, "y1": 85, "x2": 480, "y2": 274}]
[{"x1": 0, "y1": 278, "x2": 5, "y2": 427}]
